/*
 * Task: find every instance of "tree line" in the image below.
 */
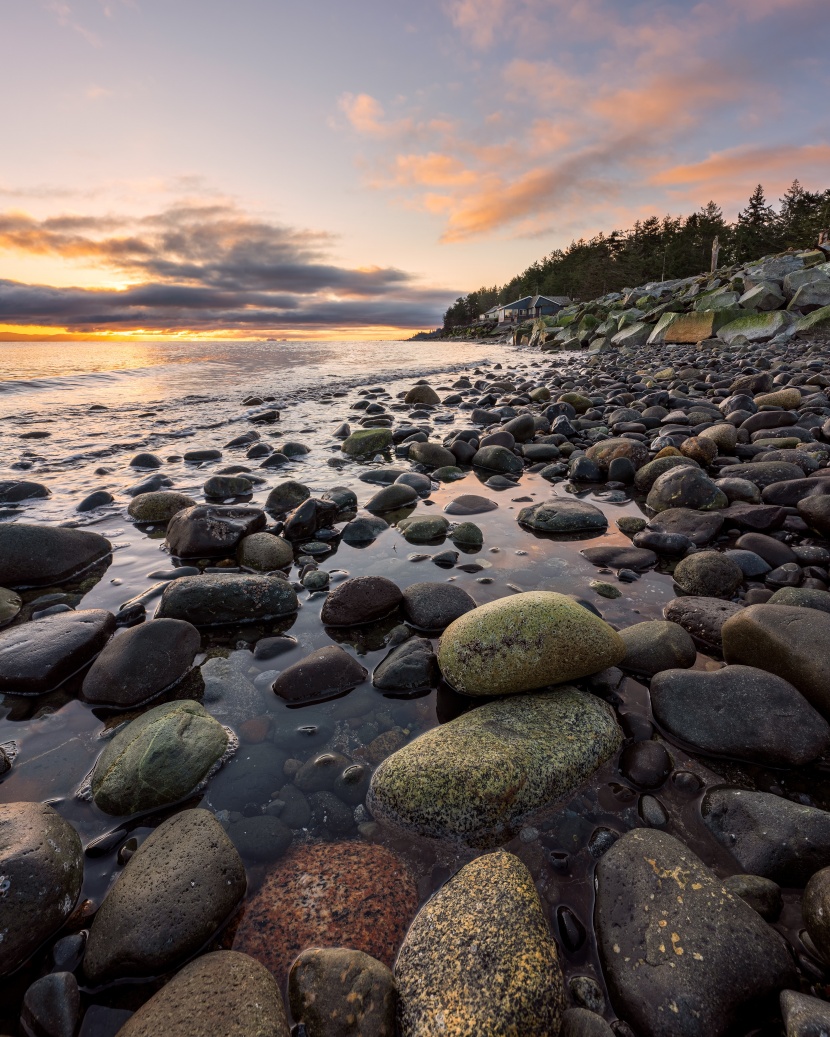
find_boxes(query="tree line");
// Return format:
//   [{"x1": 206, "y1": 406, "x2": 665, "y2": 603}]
[{"x1": 442, "y1": 181, "x2": 830, "y2": 330}]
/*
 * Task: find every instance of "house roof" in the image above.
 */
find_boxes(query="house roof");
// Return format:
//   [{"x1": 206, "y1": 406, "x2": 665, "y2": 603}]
[{"x1": 501, "y1": 294, "x2": 571, "y2": 311}]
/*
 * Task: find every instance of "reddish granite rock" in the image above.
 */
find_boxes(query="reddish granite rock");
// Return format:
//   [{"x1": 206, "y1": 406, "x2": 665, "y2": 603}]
[{"x1": 232, "y1": 841, "x2": 418, "y2": 984}]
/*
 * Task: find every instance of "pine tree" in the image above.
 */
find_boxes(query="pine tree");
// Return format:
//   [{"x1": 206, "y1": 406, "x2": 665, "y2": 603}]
[{"x1": 734, "y1": 185, "x2": 777, "y2": 262}]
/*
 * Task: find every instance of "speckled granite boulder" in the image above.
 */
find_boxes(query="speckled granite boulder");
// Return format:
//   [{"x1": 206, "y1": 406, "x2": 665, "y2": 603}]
[
  {"x1": 289, "y1": 948, "x2": 396, "y2": 1037},
  {"x1": 437, "y1": 591, "x2": 625, "y2": 696},
  {"x1": 596, "y1": 828, "x2": 795, "y2": 1037},
  {"x1": 84, "y1": 809, "x2": 246, "y2": 983},
  {"x1": 0, "y1": 803, "x2": 84, "y2": 976},
  {"x1": 395, "y1": 851, "x2": 565, "y2": 1036},
  {"x1": 91, "y1": 700, "x2": 230, "y2": 815},
  {"x1": 116, "y1": 951, "x2": 289, "y2": 1037},
  {"x1": 367, "y1": 688, "x2": 622, "y2": 844},
  {"x1": 233, "y1": 841, "x2": 417, "y2": 985}
]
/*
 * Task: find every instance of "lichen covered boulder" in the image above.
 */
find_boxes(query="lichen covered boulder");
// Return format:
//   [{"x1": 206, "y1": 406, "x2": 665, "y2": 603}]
[
  {"x1": 437, "y1": 591, "x2": 625, "y2": 696},
  {"x1": 367, "y1": 688, "x2": 622, "y2": 844}
]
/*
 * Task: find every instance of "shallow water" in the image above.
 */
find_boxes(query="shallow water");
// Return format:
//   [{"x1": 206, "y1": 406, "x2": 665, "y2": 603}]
[{"x1": 0, "y1": 339, "x2": 823, "y2": 1034}]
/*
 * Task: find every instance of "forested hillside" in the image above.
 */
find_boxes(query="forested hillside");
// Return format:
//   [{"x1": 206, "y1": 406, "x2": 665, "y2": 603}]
[{"x1": 442, "y1": 181, "x2": 830, "y2": 330}]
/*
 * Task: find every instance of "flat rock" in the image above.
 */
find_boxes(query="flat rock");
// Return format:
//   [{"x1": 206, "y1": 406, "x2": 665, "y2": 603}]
[
  {"x1": 722, "y1": 603, "x2": 830, "y2": 718},
  {"x1": 91, "y1": 699, "x2": 229, "y2": 815},
  {"x1": 233, "y1": 841, "x2": 417, "y2": 985},
  {"x1": 82, "y1": 618, "x2": 200, "y2": 707},
  {"x1": 272, "y1": 645, "x2": 368, "y2": 703},
  {"x1": 595, "y1": 828, "x2": 795, "y2": 1037},
  {"x1": 702, "y1": 787, "x2": 830, "y2": 885},
  {"x1": 156, "y1": 573, "x2": 298, "y2": 625},
  {"x1": 395, "y1": 851, "x2": 565, "y2": 1036},
  {"x1": 84, "y1": 809, "x2": 246, "y2": 983},
  {"x1": 321, "y1": 575, "x2": 403, "y2": 626},
  {"x1": 0, "y1": 523, "x2": 111, "y2": 589},
  {"x1": 651, "y1": 665, "x2": 830, "y2": 766},
  {"x1": 663, "y1": 596, "x2": 742, "y2": 650},
  {"x1": 518, "y1": 498, "x2": 608, "y2": 535},
  {"x1": 0, "y1": 609, "x2": 115, "y2": 695},
  {"x1": 619, "y1": 620, "x2": 696, "y2": 676},
  {"x1": 367, "y1": 688, "x2": 621, "y2": 845},
  {"x1": 166, "y1": 505, "x2": 266, "y2": 558},
  {"x1": 443, "y1": 494, "x2": 498, "y2": 515},
  {"x1": 581, "y1": 546, "x2": 656, "y2": 570},
  {"x1": 116, "y1": 951, "x2": 289, "y2": 1037},
  {"x1": 0, "y1": 803, "x2": 84, "y2": 976},
  {"x1": 402, "y1": 581, "x2": 476, "y2": 630},
  {"x1": 647, "y1": 508, "x2": 724, "y2": 545},
  {"x1": 437, "y1": 591, "x2": 625, "y2": 696},
  {"x1": 289, "y1": 948, "x2": 396, "y2": 1037}
]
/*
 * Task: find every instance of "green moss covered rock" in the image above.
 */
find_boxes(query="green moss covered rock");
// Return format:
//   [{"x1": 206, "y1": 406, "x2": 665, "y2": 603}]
[{"x1": 341, "y1": 428, "x2": 394, "y2": 457}]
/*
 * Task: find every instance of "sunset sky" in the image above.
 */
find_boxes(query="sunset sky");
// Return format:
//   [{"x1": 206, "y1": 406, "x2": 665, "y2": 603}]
[{"x1": 1, "y1": 0, "x2": 828, "y2": 340}]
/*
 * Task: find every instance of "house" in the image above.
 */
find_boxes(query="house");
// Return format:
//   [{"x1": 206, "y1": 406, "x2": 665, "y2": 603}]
[{"x1": 480, "y1": 294, "x2": 571, "y2": 324}]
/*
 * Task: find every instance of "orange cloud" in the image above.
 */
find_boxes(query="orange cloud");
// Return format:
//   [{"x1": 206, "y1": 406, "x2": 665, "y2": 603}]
[
  {"x1": 387, "y1": 153, "x2": 477, "y2": 187},
  {"x1": 654, "y1": 143, "x2": 830, "y2": 186}
]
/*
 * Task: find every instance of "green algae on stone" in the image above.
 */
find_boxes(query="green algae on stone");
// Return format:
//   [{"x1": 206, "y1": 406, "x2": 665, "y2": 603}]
[
  {"x1": 92, "y1": 699, "x2": 230, "y2": 816},
  {"x1": 367, "y1": 688, "x2": 622, "y2": 844},
  {"x1": 397, "y1": 515, "x2": 449, "y2": 542},
  {"x1": 718, "y1": 310, "x2": 794, "y2": 344},
  {"x1": 127, "y1": 491, "x2": 196, "y2": 524},
  {"x1": 437, "y1": 591, "x2": 625, "y2": 697},
  {"x1": 395, "y1": 851, "x2": 566, "y2": 1036},
  {"x1": 341, "y1": 428, "x2": 394, "y2": 457},
  {"x1": 450, "y1": 521, "x2": 483, "y2": 547}
]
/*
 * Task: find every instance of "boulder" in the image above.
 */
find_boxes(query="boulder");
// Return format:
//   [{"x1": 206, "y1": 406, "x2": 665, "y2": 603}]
[
  {"x1": 596, "y1": 828, "x2": 795, "y2": 1037},
  {"x1": 367, "y1": 688, "x2": 621, "y2": 844},
  {"x1": 647, "y1": 508, "x2": 724, "y2": 545},
  {"x1": 156, "y1": 573, "x2": 298, "y2": 626},
  {"x1": 372, "y1": 637, "x2": 437, "y2": 691},
  {"x1": 264, "y1": 480, "x2": 311, "y2": 515},
  {"x1": 166, "y1": 505, "x2": 265, "y2": 558},
  {"x1": 271, "y1": 646, "x2": 368, "y2": 703},
  {"x1": 321, "y1": 576, "x2": 403, "y2": 626},
  {"x1": 91, "y1": 700, "x2": 229, "y2": 815},
  {"x1": 127, "y1": 491, "x2": 195, "y2": 524},
  {"x1": 395, "y1": 852, "x2": 565, "y2": 1037},
  {"x1": 663, "y1": 596, "x2": 743, "y2": 650},
  {"x1": 84, "y1": 809, "x2": 246, "y2": 983},
  {"x1": 0, "y1": 523, "x2": 111, "y2": 588},
  {"x1": 672, "y1": 551, "x2": 743, "y2": 598},
  {"x1": 21, "y1": 972, "x2": 80, "y2": 1037},
  {"x1": 402, "y1": 582, "x2": 476, "y2": 630},
  {"x1": 718, "y1": 311, "x2": 794, "y2": 344},
  {"x1": 619, "y1": 620, "x2": 696, "y2": 676},
  {"x1": 780, "y1": 990, "x2": 830, "y2": 1037},
  {"x1": 471, "y1": 445, "x2": 523, "y2": 475},
  {"x1": 437, "y1": 591, "x2": 625, "y2": 696},
  {"x1": 342, "y1": 429, "x2": 393, "y2": 456},
  {"x1": 518, "y1": 499, "x2": 608, "y2": 535},
  {"x1": 0, "y1": 803, "x2": 84, "y2": 976},
  {"x1": 646, "y1": 468, "x2": 728, "y2": 513},
  {"x1": 116, "y1": 951, "x2": 289, "y2": 1037},
  {"x1": 237, "y1": 532, "x2": 294, "y2": 571},
  {"x1": 586, "y1": 438, "x2": 650, "y2": 471},
  {"x1": 408, "y1": 442, "x2": 457, "y2": 468},
  {"x1": 288, "y1": 948, "x2": 395, "y2": 1037}
]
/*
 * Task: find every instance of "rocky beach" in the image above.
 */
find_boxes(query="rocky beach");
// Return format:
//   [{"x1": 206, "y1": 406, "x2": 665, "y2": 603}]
[{"x1": 2, "y1": 248, "x2": 830, "y2": 1036}]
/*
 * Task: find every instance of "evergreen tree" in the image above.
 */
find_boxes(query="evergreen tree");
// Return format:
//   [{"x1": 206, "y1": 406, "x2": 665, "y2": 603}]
[{"x1": 734, "y1": 185, "x2": 777, "y2": 262}]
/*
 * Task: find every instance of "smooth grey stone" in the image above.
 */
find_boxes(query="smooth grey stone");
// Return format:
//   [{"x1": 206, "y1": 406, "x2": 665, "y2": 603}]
[
  {"x1": 702, "y1": 787, "x2": 830, "y2": 885},
  {"x1": 366, "y1": 483, "x2": 419, "y2": 512},
  {"x1": 595, "y1": 828, "x2": 795, "y2": 1037},
  {"x1": 722, "y1": 874, "x2": 782, "y2": 921},
  {"x1": 769, "y1": 587, "x2": 830, "y2": 614},
  {"x1": 0, "y1": 479, "x2": 50, "y2": 502},
  {"x1": 22, "y1": 972, "x2": 80, "y2": 1037},
  {"x1": 646, "y1": 507, "x2": 724, "y2": 545},
  {"x1": 166, "y1": 504, "x2": 266, "y2": 558},
  {"x1": 663, "y1": 596, "x2": 742, "y2": 650},
  {"x1": 126, "y1": 473, "x2": 173, "y2": 496},
  {"x1": 0, "y1": 803, "x2": 83, "y2": 976},
  {"x1": 264, "y1": 480, "x2": 311, "y2": 516},
  {"x1": 320, "y1": 575, "x2": 402, "y2": 626},
  {"x1": 402, "y1": 581, "x2": 476, "y2": 631},
  {"x1": 443, "y1": 494, "x2": 498, "y2": 515},
  {"x1": 723, "y1": 549, "x2": 771, "y2": 577},
  {"x1": 619, "y1": 620, "x2": 696, "y2": 676},
  {"x1": 129, "y1": 452, "x2": 162, "y2": 468},
  {"x1": 83, "y1": 809, "x2": 246, "y2": 983},
  {"x1": 340, "y1": 513, "x2": 389, "y2": 543},
  {"x1": 0, "y1": 523, "x2": 111, "y2": 589},
  {"x1": 472, "y1": 445, "x2": 523, "y2": 474},
  {"x1": 651, "y1": 665, "x2": 830, "y2": 766},
  {"x1": 373, "y1": 637, "x2": 438, "y2": 691},
  {"x1": 672, "y1": 551, "x2": 743, "y2": 599},
  {"x1": 82, "y1": 618, "x2": 200, "y2": 707},
  {"x1": 581, "y1": 546, "x2": 656, "y2": 570},
  {"x1": 77, "y1": 489, "x2": 113, "y2": 512},
  {"x1": 518, "y1": 498, "x2": 607, "y2": 534},
  {"x1": 359, "y1": 468, "x2": 407, "y2": 486},
  {"x1": 780, "y1": 990, "x2": 830, "y2": 1037},
  {"x1": 309, "y1": 790, "x2": 355, "y2": 833},
  {"x1": 156, "y1": 573, "x2": 298, "y2": 626},
  {"x1": 272, "y1": 646, "x2": 367, "y2": 703},
  {"x1": 0, "y1": 609, "x2": 115, "y2": 695}
]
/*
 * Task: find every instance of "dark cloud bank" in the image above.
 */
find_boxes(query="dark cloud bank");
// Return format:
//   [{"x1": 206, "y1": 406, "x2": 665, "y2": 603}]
[{"x1": 0, "y1": 204, "x2": 451, "y2": 332}]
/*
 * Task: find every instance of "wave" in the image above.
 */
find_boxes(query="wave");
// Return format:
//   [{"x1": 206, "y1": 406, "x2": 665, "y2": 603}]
[{"x1": 0, "y1": 360, "x2": 230, "y2": 396}]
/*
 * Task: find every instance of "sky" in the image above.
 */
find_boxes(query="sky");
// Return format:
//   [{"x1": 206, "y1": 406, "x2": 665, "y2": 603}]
[{"x1": 0, "y1": 0, "x2": 828, "y2": 340}]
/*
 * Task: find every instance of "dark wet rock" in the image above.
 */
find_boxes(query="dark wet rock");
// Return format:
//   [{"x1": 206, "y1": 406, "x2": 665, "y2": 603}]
[
  {"x1": 405, "y1": 383, "x2": 440, "y2": 405},
  {"x1": 721, "y1": 501, "x2": 787, "y2": 533},
  {"x1": 116, "y1": 950, "x2": 289, "y2": 1037},
  {"x1": 719, "y1": 461, "x2": 806, "y2": 488},
  {"x1": 437, "y1": 591, "x2": 624, "y2": 696},
  {"x1": 395, "y1": 851, "x2": 565, "y2": 1037},
  {"x1": 82, "y1": 618, "x2": 200, "y2": 707},
  {"x1": 568, "y1": 456, "x2": 603, "y2": 482},
  {"x1": 0, "y1": 609, "x2": 115, "y2": 695},
  {"x1": 233, "y1": 841, "x2": 418, "y2": 985},
  {"x1": 673, "y1": 551, "x2": 743, "y2": 598},
  {"x1": 723, "y1": 548, "x2": 771, "y2": 578},
  {"x1": 396, "y1": 471, "x2": 432, "y2": 495},
  {"x1": 518, "y1": 498, "x2": 608, "y2": 535},
  {"x1": 647, "y1": 508, "x2": 724, "y2": 545},
  {"x1": 397, "y1": 515, "x2": 449, "y2": 541},
  {"x1": 321, "y1": 575, "x2": 403, "y2": 626},
  {"x1": 722, "y1": 875, "x2": 782, "y2": 922},
  {"x1": 646, "y1": 467, "x2": 728, "y2": 513},
  {"x1": 289, "y1": 947, "x2": 396, "y2": 1037},
  {"x1": 450, "y1": 521, "x2": 483, "y2": 547},
  {"x1": 0, "y1": 802, "x2": 84, "y2": 976},
  {"x1": 702, "y1": 787, "x2": 830, "y2": 884},
  {"x1": 129, "y1": 452, "x2": 162, "y2": 469},
  {"x1": 341, "y1": 512, "x2": 389, "y2": 543},
  {"x1": 581, "y1": 545, "x2": 656, "y2": 570},
  {"x1": 237, "y1": 531, "x2": 294, "y2": 571},
  {"x1": 472, "y1": 445, "x2": 523, "y2": 474},
  {"x1": 309, "y1": 790, "x2": 355, "y2": 834},
  {"x1": 128, "y1": 491, "x2": 196, "y2": 523},
  {"x1": 77, "y1": 489, "x2": 113, "y2": 512},
  {"x1": 585, "y1": 437, "x2": 650, "y2": 471},
  {"x1": 409, "y1": 441, "x2": 457, "y2": 468},
  {"x1": 0, "y1": 479, "x2": 50, "y2": 503},
  {"x1": 780, "y1": 990, "x2": 830, "y2": 1037},
  {"x1": 651, "y1": 665, "x2": 830, "y2": 765},
  {"x1": 663, "y1": 596, "x2": 743, "y2": 649},
  {"x1": 769, "y1": 586, "x2": 830, "y2": 614},
  {"x1": 734, "y1": 532, "x2": 797, "y2": 567},
  {"x1": 203, "y1": 475, "x2": 253, "y2": 498},
  {"x1": 126, "y1": 473, "x2": 173, "y2": 497},
  {"x1": 323, "y1": 485, "x2": 358, "y2": 513},
  {"x1": 368, "y1": 688, "x2": 621, "y2": 844},
  {"x1": 619, "y1": 620, "x2": 696, "y2": 676},
  {"x1": 91, "y1": 700, "x2": 229, "y2": 815},
  {"x1": 271, "y1": 646, "x2": 368, "y2": 703},
  {"x1": 84, "y1": 809, "x2": 246, "y2": 983},
  {"x1": 595, "y1": 828, "x2": 795, "y2": 1037},
  {"x1": 21, "y1": 972, "x2": 80, "y2": 1037},
  {"x1": 227, "y1": 816, "x2": 293, "y2": 863},
  {"x1": 366, "y1": 483, "x2": 419, "y2": 512},
  {"x1": 0, "y1": 587, "x2": 21, "y2": 628},
  {"x1": 799, "y1": 495, "x2": 830, "y2": 537},
  {"x1": 264, "y1": 480, "x2": 311, "y2": 515},
  {"x1": 632, "y1": 530, "x2": 693, "y2": 557},
  {"x1": 156, "y1": 573, "x2": 298, "y2": 625},
  {"x1": 722, "y1": 603, "x2": 830, "y2": 718},
  {"x1": 561, "y1": 1008, "x2": 615, "y2": 1037},
  {"x1": 633, "y1": 456, "x2": 699, "y2": 494},
  {"x1": 762, "y1": 476, "x2": 830, "y2": 507},
  {"x1": 373, "y1": 637, "x2": 437, "y2": 691},
  {"x1": 620, "y1": 741, "x2": 672, "y2": 789},
  {"x1": 402, "y1": 581, "x2": 476, "y2": 631},
  {"x1": 166, "y1": 504, "x2": 266, "y2": 558},
  {"x1": 804, "y1": 869, "x2": 830, "y2": 967},
  {"x1": 0, "y1": 523, "x2": 111, "y2": 588}
]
